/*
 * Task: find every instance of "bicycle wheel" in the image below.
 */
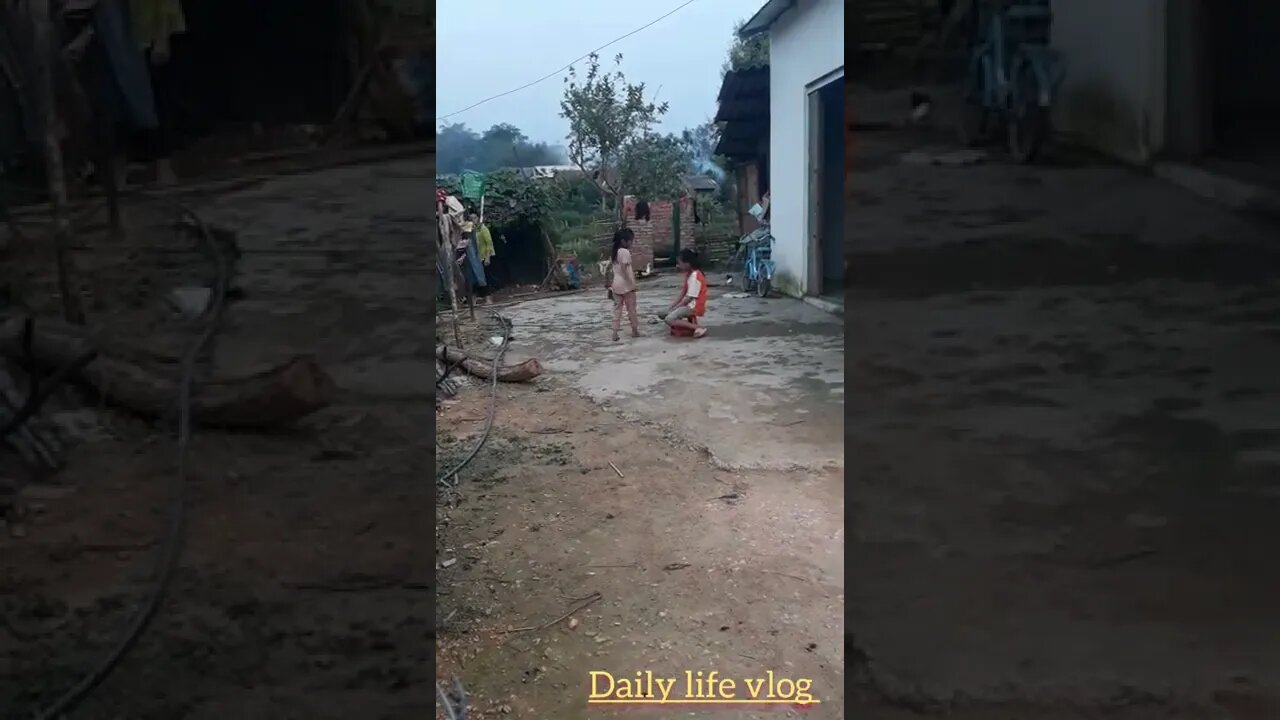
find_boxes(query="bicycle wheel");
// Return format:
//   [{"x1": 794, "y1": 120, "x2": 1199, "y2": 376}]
[
  {"x1": 1008, "y1": 61, "x2": 1047, "y2": 163},
  {"x1": 756, "y1": 274, "x2": 770, "y2": 298}
]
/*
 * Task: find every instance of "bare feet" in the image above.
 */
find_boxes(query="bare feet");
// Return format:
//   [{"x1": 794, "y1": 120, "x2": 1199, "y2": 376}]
[{"x1": 693, "y1": 327, "x2": 708, "y2": 338}]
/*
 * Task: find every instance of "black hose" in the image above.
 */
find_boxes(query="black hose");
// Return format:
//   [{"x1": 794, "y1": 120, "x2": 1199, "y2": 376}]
[
  {"x1": 29, "y1": 194, "x2": 229, "y2": 720},
  {"x1": 436, "y1": 351, "x2": 466, "y2": 388},
  {"x1": 436, "y1": 308, "x2": 509, "y2": 486}
]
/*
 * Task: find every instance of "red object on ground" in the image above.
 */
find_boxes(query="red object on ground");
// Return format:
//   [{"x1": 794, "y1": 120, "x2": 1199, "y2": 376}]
[{"x1": 669, "y1": 316, "x2": 700, "y2": 337}]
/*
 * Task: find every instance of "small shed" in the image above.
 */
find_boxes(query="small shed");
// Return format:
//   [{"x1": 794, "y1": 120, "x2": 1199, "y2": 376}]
[{"x1": 683, "y1": 174, "x2": 719, "y2": 194}]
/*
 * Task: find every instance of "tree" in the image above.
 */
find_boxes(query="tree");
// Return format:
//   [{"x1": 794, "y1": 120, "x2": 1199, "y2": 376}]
[
  {"x1": 722, "y1": 20, "x2": 769, "y2": 76},
  {"x1": 559, "y1": 53, "x2": 667, "y2": 218},
  {"x1": 618, "y1": 132, "x2": 694, "y2": 202},
  {"x1": 436, "y1": 122, "x2": 480, "y2": 174},
  {"x1": 437, "y1": 170, "x2": 551, "y2": 230},
  {"x1": 436, "y1": 122, "x2": 564, "y2": 175},
  {"x1": 681, "y1": 120, "x2": 721, "y2": 175}
]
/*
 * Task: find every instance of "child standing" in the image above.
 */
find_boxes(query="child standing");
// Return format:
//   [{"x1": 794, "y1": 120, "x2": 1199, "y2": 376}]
[
  {"x1": 664, "y1": 249, "x2": 708, "y2": 338},
  {"x1": 609, "y1": 228, "x2": 640, "y2": 341}
]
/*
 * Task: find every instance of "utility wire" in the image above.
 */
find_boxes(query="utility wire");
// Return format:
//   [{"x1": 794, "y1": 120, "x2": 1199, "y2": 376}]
[{"x1": 436, "y1": 0, "x2": 700, "y2": 121}]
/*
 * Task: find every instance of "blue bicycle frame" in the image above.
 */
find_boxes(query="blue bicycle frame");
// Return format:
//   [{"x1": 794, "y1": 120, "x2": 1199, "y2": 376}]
[{"x1": 738, "y1": 228, "x2": 774, "y2": 296}]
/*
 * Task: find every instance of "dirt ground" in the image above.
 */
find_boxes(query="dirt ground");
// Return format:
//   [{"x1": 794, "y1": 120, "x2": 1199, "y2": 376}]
[
  {"x1": 1, "y1": 155, "x2": 432, "y2": 718},
  {"x1": 848, "y1": 89, "x2": 1280, "y2": 718},
  {"x1": 434, "y1": 283, "x2": 845, "y2": 719}
]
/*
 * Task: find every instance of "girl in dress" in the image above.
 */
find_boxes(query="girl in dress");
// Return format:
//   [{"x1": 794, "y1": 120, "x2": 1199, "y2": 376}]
[{"x1": 609, "y1": 228, "x2": 640, "y2": 342}]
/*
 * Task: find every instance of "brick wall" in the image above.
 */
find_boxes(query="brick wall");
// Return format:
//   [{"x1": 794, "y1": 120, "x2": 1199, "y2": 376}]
[
  {"x1": 627, "y1": 220, "x2": 656, "y2": 274},
  {"x1": 622, "y1": 195, "x2": 696, "y2": 267},
  {"x1": 595, "y1": 212, "x2": 655, "y2": 275}
]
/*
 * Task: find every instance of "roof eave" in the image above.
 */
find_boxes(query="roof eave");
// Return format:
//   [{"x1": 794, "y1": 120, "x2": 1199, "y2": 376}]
[{"x1": 737, "y1": 0, "x2": 797, "y2": 38}]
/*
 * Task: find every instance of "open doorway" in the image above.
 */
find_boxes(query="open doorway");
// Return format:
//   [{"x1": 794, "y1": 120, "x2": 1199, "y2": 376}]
[
  {"x1": 807, "y1": 72, "x2": 845, "y2": 300},
  {"x1": 1207, "y1": 0, "x2": 1280, "y2": 170},
  {"x1": 1167, "y1": 0, "x2": 1280, "y2": 175}
]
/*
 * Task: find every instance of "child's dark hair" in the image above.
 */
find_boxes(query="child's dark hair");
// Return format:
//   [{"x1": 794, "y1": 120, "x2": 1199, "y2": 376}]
[
  {"x1": 611, "y1": 227, "x2": 634, "y2": 263},
  {"x1": 678, "y1": 248, "x2": 701, "y2": 269}
]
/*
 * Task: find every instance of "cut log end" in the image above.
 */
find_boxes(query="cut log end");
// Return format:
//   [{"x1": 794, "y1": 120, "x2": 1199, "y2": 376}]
[{"x1": 196, "y1": 355, "x2": 338, "y2": 428}]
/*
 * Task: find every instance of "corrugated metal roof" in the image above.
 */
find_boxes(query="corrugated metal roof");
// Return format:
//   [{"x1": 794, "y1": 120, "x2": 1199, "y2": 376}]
[
  {"x1": 684, "y1": 175, "x2": 719, "y2": 192},
  {"x1": 714, "y1": 68, "x2": 769, "y2": 160},
  {"x1": 714, "y1": 67, "x2": 769, "y2": 122}
]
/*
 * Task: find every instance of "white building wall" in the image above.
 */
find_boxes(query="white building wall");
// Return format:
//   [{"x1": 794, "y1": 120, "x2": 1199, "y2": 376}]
[
  {"x1": 767, "y1": 0, "x2": 844, "y2": 296},
  {"x1": 1050, "y1": 0, "x2": 1167, "y2": 164}
]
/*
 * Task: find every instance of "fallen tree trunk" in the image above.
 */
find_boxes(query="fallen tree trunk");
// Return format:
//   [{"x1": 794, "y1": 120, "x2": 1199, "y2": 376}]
[
  {"x1": 0, "y1": 317, "x2": 336, "y2": 428},
  {"x1": 436, "y1": 345, "x2": 542, "y2": 383}
]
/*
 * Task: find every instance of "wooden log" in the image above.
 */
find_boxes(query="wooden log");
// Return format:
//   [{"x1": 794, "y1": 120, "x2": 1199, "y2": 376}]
[
  {"x1": 0, "y1": 318, "x2": 336, "y2": 428},
  {"x1": 436, "y1": 345, "x2": 542, "y2": 383}
]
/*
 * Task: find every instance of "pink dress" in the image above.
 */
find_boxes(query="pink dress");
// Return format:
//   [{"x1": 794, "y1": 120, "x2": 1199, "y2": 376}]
[{"x1": 610, "y1": 248, "x2": 637, "y2": 295}]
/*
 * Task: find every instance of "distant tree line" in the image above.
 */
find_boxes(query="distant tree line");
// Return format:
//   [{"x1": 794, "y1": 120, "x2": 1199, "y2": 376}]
[{"x1": 436, "y1": 122, "x2": 566, "y2": 175}]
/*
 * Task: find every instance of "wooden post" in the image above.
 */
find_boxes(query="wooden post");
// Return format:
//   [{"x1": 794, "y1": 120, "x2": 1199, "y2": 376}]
[
  {"x1": 30, "y1": 0, "x2": 85, "y2": 325},
  {"x1": 437, "y1": 201, "x2": 462, "y2": 347},
  {"x1": 461, "y1": 261, "x2": 475, "y2": 321},
  {"x1": 97, "y1": 113, "x2": 125, "y2": 241}
]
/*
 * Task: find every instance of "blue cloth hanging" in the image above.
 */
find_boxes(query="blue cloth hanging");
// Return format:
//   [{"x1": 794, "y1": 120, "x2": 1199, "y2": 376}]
[
  {"x1": 92, "y1": 0, "x2": 159, "y2": 129},
  {"x1": 464, "y1": 235, "x2": 487, "y2": 288}
]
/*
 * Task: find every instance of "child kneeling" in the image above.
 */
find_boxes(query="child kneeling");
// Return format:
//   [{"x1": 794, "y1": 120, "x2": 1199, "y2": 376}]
[{"x1": 664, "y1": 249, "x2": 709, "y2": 338}]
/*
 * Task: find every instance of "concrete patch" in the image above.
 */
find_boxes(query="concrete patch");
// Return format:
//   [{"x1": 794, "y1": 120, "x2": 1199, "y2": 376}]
[{"x1": 503, "y1": 274, "x2": 844, "y2": 471}]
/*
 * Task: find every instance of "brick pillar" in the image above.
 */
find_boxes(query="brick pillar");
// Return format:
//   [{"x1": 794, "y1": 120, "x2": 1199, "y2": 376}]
[
  {"x1": 619, "y1": 195, "x2": 655, "y2": 272},
  {"x1": 679, "y1": 195, "x2": 696, "y2": 251},
  {"x1": 629, "y1": 221, "x2": 654, "y2": 273}
]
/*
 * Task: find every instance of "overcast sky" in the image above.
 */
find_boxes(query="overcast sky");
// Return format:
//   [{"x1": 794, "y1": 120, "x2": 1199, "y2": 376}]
[{"x1": 435, "y1": 0, "x2": 764, "y2": 145}]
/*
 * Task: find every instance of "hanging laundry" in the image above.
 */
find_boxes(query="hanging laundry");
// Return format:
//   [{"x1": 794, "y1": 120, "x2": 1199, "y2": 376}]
[
  {"x1": 476, "y1": 223, "x2": 495, "y2": 265},
  {"x1": 464, "y1": 237, "x2": 487, "y2": 289},
  {"x1": 444, "y1": 196, "x2": 469, "y2": 250},
  {"x1": 444, "y1": 194, "x2": 465, "y2": 221},
  {"x1": 129, "y1": 0, "x2": 185, "y2": 63},
  {"x1": 91, "y1": 0, "x2": 159, "y2": 129}
]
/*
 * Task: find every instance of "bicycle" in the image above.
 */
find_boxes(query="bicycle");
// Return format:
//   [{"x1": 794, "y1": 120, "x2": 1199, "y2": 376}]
[{"x1": 736, "y1": 227, "x2": 774, "y2": 298}]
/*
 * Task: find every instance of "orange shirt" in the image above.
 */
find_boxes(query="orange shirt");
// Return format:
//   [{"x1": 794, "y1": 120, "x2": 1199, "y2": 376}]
[{"x1": 681, "y1": 269, "x2": 708, "y2": 316}]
